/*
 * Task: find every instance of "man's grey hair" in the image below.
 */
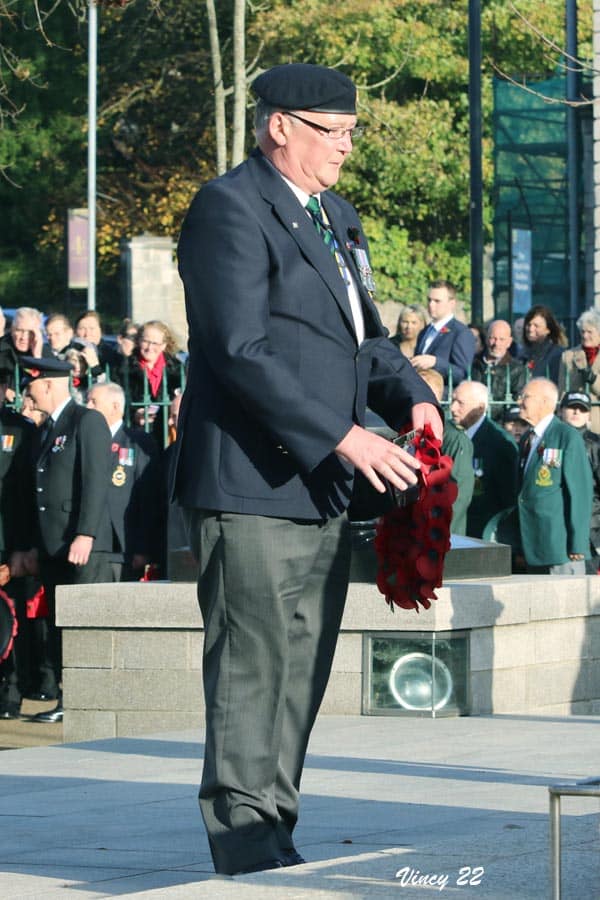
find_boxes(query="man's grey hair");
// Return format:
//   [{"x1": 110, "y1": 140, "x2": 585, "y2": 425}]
[
  {"x1": 93, "y1": 381, "x2": 125, "y2": 414},
  {"x1": 460, "y1": 379, "x2": 489, "y2": 411},
  {"x1": 255, "y1": 99, "x2": 284, "y2": 144},
  {"x1": 529, "y1": 377, "x2": 559, "y2": 407},
  {"x1": 576, "y1": 307, "x2": 600, "y2": 336},
  {"x1": 13, "y1": 307, "x2": 43, "y2": 328}
]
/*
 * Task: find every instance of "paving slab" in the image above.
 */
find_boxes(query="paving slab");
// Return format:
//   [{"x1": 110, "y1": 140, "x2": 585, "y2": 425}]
[{"x1": 0, "y1": 714, "x2": 599, "y2": 898}]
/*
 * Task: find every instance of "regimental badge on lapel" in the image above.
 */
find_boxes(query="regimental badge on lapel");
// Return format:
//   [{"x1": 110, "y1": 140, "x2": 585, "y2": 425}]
[
  {"x1": 51, "y1": 435, "x2": 67, "y2": 453},
  {"x1": 1, "y1": 434, "x2": 14, "y2": 453},
  {"x1": 535, "y1": 464, "x2": 553, "y2": 487},
  {"x1": 346, "y1": 227, "x2": 376, "y2": 296}
]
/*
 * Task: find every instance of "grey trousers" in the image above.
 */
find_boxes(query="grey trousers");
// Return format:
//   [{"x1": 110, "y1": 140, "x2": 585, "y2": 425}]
[{"x1": 185, "y1": 510, "x2": 351, "y2": 875}]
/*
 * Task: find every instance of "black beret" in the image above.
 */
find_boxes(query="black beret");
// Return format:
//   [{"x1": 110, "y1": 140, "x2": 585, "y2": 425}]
[
  {"x1": 19, "y1": 355, "x2": 73, "y2": 385},
  {"x1": 253, "y1": 63, "x2": 356, "y2": 114}
]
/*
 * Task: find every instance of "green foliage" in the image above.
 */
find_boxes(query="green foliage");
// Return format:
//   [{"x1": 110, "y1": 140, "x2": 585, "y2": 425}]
[{"x1": 0, "y1": 0, "x2": 594, "y2": 316}]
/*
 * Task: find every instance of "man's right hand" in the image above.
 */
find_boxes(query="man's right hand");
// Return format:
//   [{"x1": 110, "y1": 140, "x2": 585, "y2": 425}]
[{"x1": 335, "y1": 424, "x2": 420, "y2": 494}]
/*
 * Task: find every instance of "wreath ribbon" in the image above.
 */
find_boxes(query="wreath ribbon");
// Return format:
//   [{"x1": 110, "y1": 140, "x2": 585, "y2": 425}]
[{"x1": 374, "y1": 424, "x2": 456, "y2": 612}]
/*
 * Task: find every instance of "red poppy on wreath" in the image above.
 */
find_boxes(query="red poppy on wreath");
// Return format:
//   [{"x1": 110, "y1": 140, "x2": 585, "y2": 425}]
[
  {"x1": 374, "y1": 425, "x2": 455, "y2": 613},
  {"x1": 527, "y1": 360, "x2": 535, "y2": 370}
]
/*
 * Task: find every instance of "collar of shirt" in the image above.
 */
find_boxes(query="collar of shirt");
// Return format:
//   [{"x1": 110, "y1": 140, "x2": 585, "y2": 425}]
[
  {"x1": 430, "y1": 314, "x2": 455, "y2": 332},
  {"x1": 524, "y1": 412, "x2": 555, "y2": 472},
  {"x1": 110, "y1": 420, "x2": 123, "y2": 438},
  {"x1": 533, "y1": 412, "x2": 554, "y2": 442},
  {"x1": 51, "y1": 396, "x2": 71, "y2": 424},
  {"x1": 466, "y1": 413, "x2": 486, "y2": 441}
]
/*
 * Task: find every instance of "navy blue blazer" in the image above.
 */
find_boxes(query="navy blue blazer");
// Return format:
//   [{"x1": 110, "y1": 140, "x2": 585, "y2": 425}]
[
  {"x1": 173, "y1": 149, "x2": 436, "y2": 520},
  {"x1": 415, "y1": 318, "x2": 475, "y2": 384}
]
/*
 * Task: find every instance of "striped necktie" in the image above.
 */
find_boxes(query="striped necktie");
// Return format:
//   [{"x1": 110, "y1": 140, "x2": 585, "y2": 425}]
[{"x1": 306, "y1": 196, "x2": 335, "y2": 254}]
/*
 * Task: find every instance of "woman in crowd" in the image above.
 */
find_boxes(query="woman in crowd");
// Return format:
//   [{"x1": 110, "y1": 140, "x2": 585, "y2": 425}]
[
  {"x1": 520, "y1": 305, "x2": 566, "y2": 384},
  {"x1": 118, "y1": 320, "x2": 182, "y2": 445},
  {"x1": 559, "y1": 307, "x2": 600, "y2": 434},
  {"x1": 390, "y1": 304, "x2": 428, "y2": 359}
]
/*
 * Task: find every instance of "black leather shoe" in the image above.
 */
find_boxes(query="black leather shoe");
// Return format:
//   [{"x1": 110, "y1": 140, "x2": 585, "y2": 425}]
[
  {"x1": 282, "y1": 849, "x2": 306, "y2": 867},
  {"x1": 24, "y1": 691, "x2": 58, "y2": 702},
  {"x1": 32, "y1": 703, "x2": 63, "y2": 723},
  {"x1": 0, "y1": 704, "x2": 21, "y2": 719},
  {"x1": 233, "y1": 859, "x2": 284, "y2": 875}
]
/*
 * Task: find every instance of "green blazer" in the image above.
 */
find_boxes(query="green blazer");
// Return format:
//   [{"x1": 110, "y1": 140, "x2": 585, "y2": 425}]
[
  {"x1": 518, "y1": 416, "x2": 592, "y2": 566},
  {"x1": 442, "y1": 419, "x2": 474, "y2": 536}
]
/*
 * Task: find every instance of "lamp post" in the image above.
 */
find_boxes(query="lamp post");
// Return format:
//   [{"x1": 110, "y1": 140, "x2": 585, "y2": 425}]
[
  {"x1": 468, "y1": 0, "x2": 483, "y2": 324},
  {"x1": 87, "y1": 0, "x2": 97, "y2": 311}
]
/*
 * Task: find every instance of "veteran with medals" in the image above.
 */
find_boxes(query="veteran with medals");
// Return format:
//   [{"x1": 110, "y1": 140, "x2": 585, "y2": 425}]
[
  {"x1": 87, "y1": 382, "x2": 160, "y2": 582},
  {"x1": 173, "y1": 63, "x2": 441, "y2": 875},
  {"x1": 15, "y1": 356, "x2": 113, "y2": 722},
  {"x1": 515, "y1": 378, "x2": 592, "y2": 574}
]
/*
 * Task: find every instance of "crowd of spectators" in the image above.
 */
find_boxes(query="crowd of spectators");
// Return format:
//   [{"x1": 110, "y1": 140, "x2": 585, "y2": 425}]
[
  {"x1": 0, "y1": 306, "x2": 187, "y2": 719},
  {"x1": 392, "y1": 293, "x2": 600, "y2": 576}
]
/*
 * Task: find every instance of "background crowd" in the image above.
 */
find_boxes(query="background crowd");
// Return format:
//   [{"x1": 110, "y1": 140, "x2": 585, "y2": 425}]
[
  {"x1": 1, "y1": 289, "x2": 599, "y2": 723},
  {"x1": 0, "y1": 305, "x2": 187, "y2": 722}
]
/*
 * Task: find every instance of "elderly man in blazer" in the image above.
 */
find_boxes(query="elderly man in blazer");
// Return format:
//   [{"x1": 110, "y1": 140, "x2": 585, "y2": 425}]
[
  {"x1": 16, "y1": 356, "x2": 112, "y2": 722},
  {"x1": 411, "y1": 279, "x2": 475, "y2": 389},
  {"x1": 174, "y1": 63, "x2": 442, "y2": 875},
  {"x1": 516, "y1": 378, "x2": 592, "y2": 573},
  {"x1": 449, "y1": 380, "x2": 519, "y2": 539}
]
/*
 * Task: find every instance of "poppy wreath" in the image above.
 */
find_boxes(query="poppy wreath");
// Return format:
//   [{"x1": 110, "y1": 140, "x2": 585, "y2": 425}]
[{"x1": 374, "y1": 424, "x2": 457, "y2": 613}]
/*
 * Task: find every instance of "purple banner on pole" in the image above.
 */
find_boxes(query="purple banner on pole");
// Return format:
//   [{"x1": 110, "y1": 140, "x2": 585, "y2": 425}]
[{"x1": 68, "y1": 209, "x2": 88, "y2": 289}]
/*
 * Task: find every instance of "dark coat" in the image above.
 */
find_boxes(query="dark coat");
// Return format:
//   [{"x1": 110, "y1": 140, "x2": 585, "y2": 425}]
[
  {"x1": 107, "y1": 424, "x2": 160, "y2": 562},
  {"x1": 521, "y1": 339, "x2": 563, "y2": 384},
  {"x1": 0, "y1": 407, "x2": 36, "y2": 559},
  {"x1": 414, "y1": 318, "x2": 476, "y2": 385},
  {"x1": 173, "y1": 148, "x2": 436, "y2": 519},
  {"x1": 467, "y1": 417, "x2": 519, "y2": 539},
  {"x1": 470, "y1": 352, "x2": 527, "y2": 421},
  {"x1": 34, "y1": 400, "x2": 112, "y2": 559},
  {"x1": 0, "y1": 335, "x2": 53, "y2": 391}
]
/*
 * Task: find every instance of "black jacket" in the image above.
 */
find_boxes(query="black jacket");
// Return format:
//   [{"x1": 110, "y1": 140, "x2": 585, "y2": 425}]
[
  {"x1": 107, "y1": 424, "x2": 160, "y2": 561},
  {"x1": 173, "y1": 148, "x2": 436, "y2": 519},
  {"x1": 0, "y1": 407, "x2": 36, "y2": 559},
  {"x1": 34, "y1": 400, "x2": 112, "y2": 558}
]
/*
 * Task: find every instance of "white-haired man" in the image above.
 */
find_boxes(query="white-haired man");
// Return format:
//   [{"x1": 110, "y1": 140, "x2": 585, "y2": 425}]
[
  {"x1": 450, "y1": 380, "x2": 518, "y2": 538},
  {"x1": 517, "y1": 378, "x2": 592, "y2": 574},
  {"x1": 0, "y1": 307, "x2": 53, "y2": 398}
]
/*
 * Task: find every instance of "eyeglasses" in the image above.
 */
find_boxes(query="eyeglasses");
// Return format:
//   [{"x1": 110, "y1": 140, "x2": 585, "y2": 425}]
[
  {"x1": 140, "y1": 338, "x2": 165, "y2": 349},
  {"x1": 285, "y1": 112, "x2": 364, "y2": 141}
]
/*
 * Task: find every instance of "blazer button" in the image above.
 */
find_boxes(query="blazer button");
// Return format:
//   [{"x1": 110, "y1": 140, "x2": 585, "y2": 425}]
[
  {"x1": 39, "y1": 506, "x2": 46, "y2": 512},
  {"x1": 36, "y1": 487, "x2": 43, "y2": 493},
  {"x1": 37, "y1": 467, "x2": 44, "y2": 473}
]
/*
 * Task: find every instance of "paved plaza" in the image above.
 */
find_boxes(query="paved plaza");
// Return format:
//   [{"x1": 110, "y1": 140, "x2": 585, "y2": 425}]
[{"x1": 1, "y1": 714, "x2": 599, "y2": 898}]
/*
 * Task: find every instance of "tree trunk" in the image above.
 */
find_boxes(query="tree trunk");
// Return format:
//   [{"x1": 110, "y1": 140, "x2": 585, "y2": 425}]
[
  {"x1": 206, "y1": 0, "x2": 227, "y2": 174},
  {"x1": 231, "y1": 0, "x2": 246, "y2": 167}
]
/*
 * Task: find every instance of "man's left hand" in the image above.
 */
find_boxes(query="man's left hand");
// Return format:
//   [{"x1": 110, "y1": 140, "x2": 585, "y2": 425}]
[
  {"x1": 568, "y1": 553, "x2": 584, "y2": 561},
  {"x1": 68, "y1": 535, "x2": 94, "y2": 567},
  {"x1": 411, "y1": 402, "x2": 444, "y2": 442}
]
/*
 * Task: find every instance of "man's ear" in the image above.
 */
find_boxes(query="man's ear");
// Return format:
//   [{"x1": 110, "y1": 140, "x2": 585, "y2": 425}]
[{"x1": 268, "y1": 112, "x2": 291, "y2": 147}]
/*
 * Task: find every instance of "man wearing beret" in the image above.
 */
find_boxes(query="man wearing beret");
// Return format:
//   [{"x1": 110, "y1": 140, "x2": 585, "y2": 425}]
[
  {"x1": 14, "y1": 356, "x2": 113, "y2": 722},
  {"x1": 174, "y1": 63, "x2": 442, "y2": 875}
]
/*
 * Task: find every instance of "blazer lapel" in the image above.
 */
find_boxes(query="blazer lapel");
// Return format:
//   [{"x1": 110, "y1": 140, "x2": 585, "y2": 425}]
[{"x1": 249, "y1": 152, "x2": 358, "y2": 339}]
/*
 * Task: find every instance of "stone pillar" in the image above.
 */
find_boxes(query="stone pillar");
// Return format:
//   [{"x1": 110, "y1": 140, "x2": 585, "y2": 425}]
[{"x1": 122, "y1": 234, "x2": 188, "y2": 351}]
